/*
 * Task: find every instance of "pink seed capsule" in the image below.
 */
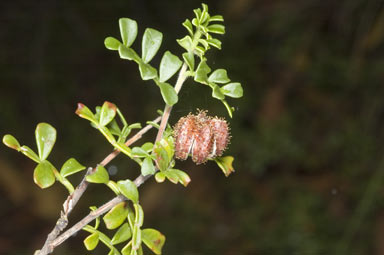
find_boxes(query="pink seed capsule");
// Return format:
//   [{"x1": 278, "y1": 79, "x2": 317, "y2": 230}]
[
  {"x1": 173, "y1": 114, "x2": 198, "y2": 160},
  {"x1": 209, "y1": 117, "x2": 230, "y2": 157},
  {"x1": 173, "y1": 110, "x2": 231, "y2": 164}
]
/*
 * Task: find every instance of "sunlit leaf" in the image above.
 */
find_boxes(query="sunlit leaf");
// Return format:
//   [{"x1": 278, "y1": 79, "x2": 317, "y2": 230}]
[
  {"x1": 208, "y1": 69, "x2": 230, "y2": 84},
  {"x1": 119, "y1": 18, "x2": 138, "y2": 47},
  {"x1": 177, "y1": 35, "x2": 193, "y2": 51},
  {"x1": 209, "y1": 15, "x2": 224, "y2": 22},
  {"x1": 35, "y1": 123, "x2": 56, "y2": 161},
  {"x1": 139, "y1": 62, "x2": 158, "y2": 80},
  {"x1": 117, "y1": 179, "x2": 139, "y2": 203},
  {"x1": 141, "y1": 157, "x2": 156, "y2": 176},
  {"x1": 104, "y1": 37, "x2": 121, "y2": 50},
  {"x1": 159, "y1": 51, "x2": 182, "y2": 83},
  {"x1": 103, "y1": 202, "x2": 129, "y2": 229},
  {"x1": 207, "y1": 24, "x2": 225, "y2": 34},
  {"x1": 20, "y1": 145, "x2": 40, "y2": 163},
  {"x1": 158, "y1": 82, "x2": 178, "y2": 106},
  {"x1": 60, "y1": 158, "x2": 86, "y2": 177},
  {"x1": 121, "y1": 241, "x2": 132, "y2": 255},
  {"x1": 99, "y1": 101, "x2": 117, "y2": 126},
  {"x1": 212, "y1": 84, "x2": 225, "y2": 100},
  {"x1": 3, "y1": 134, "x2": 21, "y2": 151},
  {"x1": 182, "y1": 52, "x2": 195, "y2": 71},
  {"x1": 155, "y1": 172, "x2": 166, "y2": 183},
  {"x1": 182, "y1": 19, "x2": 193, "y2": 35},
  {"x1": 86, "y1": 165, "x2": 109, "y2": 184},
  {"x1": 214, "y1": 156, "x2": 235, "y2": 176},
  {"x1": 194, "y1": 60, "x2": 211, "y2": 84},
  {"x1": 111, "y1": 223, "x2": 132, "y2": 245},
  {"x1": 142, "y1": 228, "x2": 166, "y2": 255},
  {"x1": 132, "y1": 226, "x2": 142, "y2": 251},
  {"x1": 83, "y1": 232, "x2": 99, "y2": 251},
  {"x1": 207, "y1": 38, "x2": 222, "y2": 49},
  {"x1": 75, "y1": 103, "x2": 97, "y2": 124},
  {"x1": 142, "y1": 28, "x2": 163, "y2": 63},
  {"x1": 221, "y1": 82, "x2": 243, "y2": 98},
  {"x1": 34, "y1": 161, "x2": 56, "y2": 189},
  {"x1": 119, "y1": 44, "x2": 139, "y2": 61}
]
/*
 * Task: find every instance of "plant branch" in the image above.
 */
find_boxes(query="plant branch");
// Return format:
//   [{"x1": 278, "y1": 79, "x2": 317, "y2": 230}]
[{"x1": 35, "y1": 117, "x2": 160, "y2": 255}]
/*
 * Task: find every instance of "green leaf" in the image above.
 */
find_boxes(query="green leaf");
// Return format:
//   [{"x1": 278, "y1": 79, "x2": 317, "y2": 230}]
[
  {"x1": 159, "y1": 51, "x2": 182, "y2": 83},
  {"x1": 34, "y1": 161, "x2": 56, "y2": 189},
  {"x1": 132, "y1": 226, "x2": 142, "y2": 251},
  {"x1": 207, "y1": 24, "x2": 225, "y2": 34},
  {"x1": 212, "y1": 84, "x2": 225, "y2": 100},
  {"x1": 3, "y1": 134, "x2": 21, "y2": 151},
  {"x1": 111, "y1": 223, "x2": 132, "y2": 245},
  {"x1": 35, "y1": 123, "x2": 56, "y2": 161},
  {"x1": 209, "y1": 15, "x2": 224, "y2": 22},
  {"x1": 99, "y1": 101, "x2": 117, "y2": 126},
  {"x1": 20, "y1": 145, "x2": 41, "y2": 163},
  {"x1": 171, "y1": 169, "x2": 191, "y2": 187},
  {"x1": 164, "y1": 170, "x2": 179, "y2": 184},
  {"x1": 86, "y1": 165, "x2": 109, "y2": 184},
  {"x1": 132, "y1": 147, "x2": 149, "y2": 157},
  {"x1": 105, "y1": 37, "x2": 121, "y2": 50},
  {"x1": 207, "y1": 38, "x2": 222, "y2": 49},
  {"x1": 141, "y1": 142, "x2": 154, "y2": 152},
  {"x1": 134, "y1": 203, "x2": 144, "y2": 227},
  {"x1": 142, "y1": 228, "x2": 166, "y2": 255},
  {"x1": 182, "y1": 52, "x2": 195, "y2": 71},
  {"x1": 177, "y1": 36, "x2": 193, "y2": 51},
  {"x1": 141, "y1": 157, "x2": 156, "y2": 176},
  {"x1": 121, "y1": 241, "x2": 132, "y2": 255},
  {"x1": 182, "y1": 19, "x2": 193, "y2": 35},
  {"x1": 139, "y1": 62, "x2": 158, "y2": 80},
  {"x1": 208, "y1": 69, "x2": 230, "y2": 84},
  {"x1": 142, "y1": 28, "x2": 163, "y2": 63},
  {"x1": 119, "y1": 18, "x2": 138, "y2": 47},
  {"x1": 103, "y1": 202, "x2": 129, "y2": 229},
  {"x1": 214, "y1": 156, "x2": 235, "y2": 177},
  {"x1": 60, "y1": 158, "x2": 86, "y2": 177},
  {"x1": 119, "y1": 44, "x2": 139, "y2": 61},
  {"x1": 158, "y1": 82, "x2": 178, "y2": 106},
  {"x1": 84, "y1": 232, "x2": 99, "y2": 251},
  {"x1": 194, "y1": 60, "x2": 211, "y2": 84},
  {"x1": 75, "y1": 103, "x2": 97, "y2": 124},
  {"x1": 155, "y1": 172, "x2": 166, "y2": 183},
  {"x1": 117, "y1": 179, "x2": 139, "y2": 203},
  {"x1": 221, "y1": 82, "x2": 243, "y2": 98}
]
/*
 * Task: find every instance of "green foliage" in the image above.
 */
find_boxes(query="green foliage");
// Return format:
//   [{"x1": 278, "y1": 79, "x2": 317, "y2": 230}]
[
  {"x1": 86, "y1": 165, "x2": 109, "y2": 184},
  {"x1": 3, "y1": 4, "x2": 242, "y2": 255},
  {"x1": 117, "y1": 180, "x2": 139, "y2": 204}
]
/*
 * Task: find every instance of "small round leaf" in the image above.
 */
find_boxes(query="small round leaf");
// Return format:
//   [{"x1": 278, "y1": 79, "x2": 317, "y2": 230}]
[
  {"x1": 159, "y1": 51, "x2": 183, "y2": 83},
  {"x1": 142, "y1": 228, "x2": 166, "y2": 255},
  {"x1": 34, "y1": 161, "x2": 56, "y2": 189},
  {"x1": 208, "y1": 69, "x2": 230, "y2": 84},
  {"x1": 141, "y1": 157, "x2": 156, "y2": 176},
  {"x1": 214, "y1": 156, "x2": 235, "y2": 177},
  {"x1": 119, "y1": 18, "x2": 138, "y2": 47},
  {"x1": 142, "y1": 28, "x2": 163, "y2": 63},
  {"x1": 139, "y1": 62, "x2": 158, "y2": 80},
  {"x1": 60, "y1": 158, "x2": 86, "y2": 177},
  {"x1": 104, "y1": 37, "x2": 121, "y2": 50},
  {"x1": 103, "y1": 202, "x2": 129, "y2": 229},
  {"x1": 3, "y1": 134, "x2": 21, "y2": 151},
  {"x1": 158, "y1": 82, "x2": 178, "y2": 106},
  {"x1": 75, "y1": 103, "x2": 97, "y2": 124},
  {"x1": 35, "y1": 123, "x2": 56, "y2": 161},
  {"x1": 221, "y1": 82, "x2": 243, "y2": 98},
  {"x1": 111, "y1": 223, "x2": 132, "y2": 245},
  {"x1": 99, "y1": 101, "x2": 117, "y2": 126},
  {"x1": 86, "y1": 165, "x2": 109, "y2": 184},
  {"x1": 117, "y1": 179, "x2": 139, "y2": 203},
  {"x1": 83, "y1": 232, "x2": 99, "y2": 251}
]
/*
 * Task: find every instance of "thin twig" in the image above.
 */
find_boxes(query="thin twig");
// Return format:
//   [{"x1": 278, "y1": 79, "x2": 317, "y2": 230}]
[
  {"x1": 35, "y1": 117, "x2": 161, "y2": 255},
  {"x1": 39, "y1": 63, "x2": 189, "y2": 255}
]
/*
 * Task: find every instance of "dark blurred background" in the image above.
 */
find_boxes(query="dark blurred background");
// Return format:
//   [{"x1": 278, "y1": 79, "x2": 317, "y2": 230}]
[{"x1": 1, "y1": 0, "x2": 384, "y2": 254}]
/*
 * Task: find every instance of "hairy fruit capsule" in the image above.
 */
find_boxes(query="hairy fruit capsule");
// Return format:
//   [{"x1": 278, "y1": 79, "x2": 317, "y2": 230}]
[{"x1": 173, "y1": 111, "x2": 230, "y2": 164}]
